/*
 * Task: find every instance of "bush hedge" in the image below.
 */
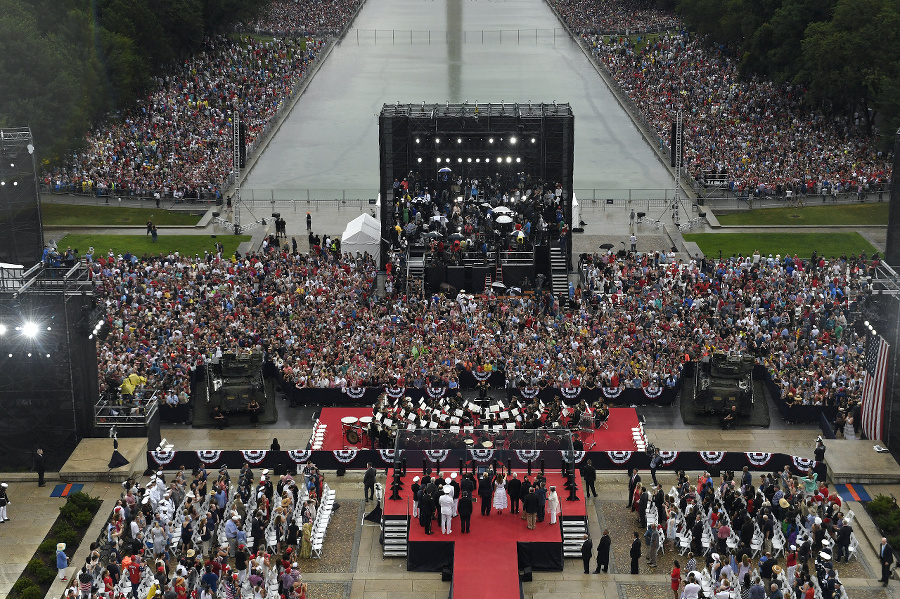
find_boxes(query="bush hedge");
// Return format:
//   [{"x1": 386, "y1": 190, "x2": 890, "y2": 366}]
[{"x1": 867, "y1": 494, "x2": 900, "y2": 551}]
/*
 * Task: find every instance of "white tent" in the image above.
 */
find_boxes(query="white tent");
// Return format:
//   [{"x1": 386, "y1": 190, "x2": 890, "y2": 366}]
[
  {"x1": 571, "y1": 193, "x2": 580, "y2": 228},
  {"x1": 341, "y1": 213, "x2": 381, "y2": 266}
]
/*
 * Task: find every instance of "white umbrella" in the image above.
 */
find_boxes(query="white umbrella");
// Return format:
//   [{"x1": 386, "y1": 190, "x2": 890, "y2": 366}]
[
  {"x1": 481, "y1": 202, "x2": 493, "y2": 209},
  {"x1": 493, "y1": 206, "x2": 514, "y2": 214},
  {"x1": 496, "y1": 215, "x2": 513, "y2": 224},
  {"x1": 438, "y1": 167, "x2": 452, "y2": 173}
]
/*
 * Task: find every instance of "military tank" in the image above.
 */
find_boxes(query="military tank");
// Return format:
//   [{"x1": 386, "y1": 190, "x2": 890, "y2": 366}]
[
  {"x1": 693, "y1": 352, "x2": 755, "y2": 416},
  {"x1": 208, "y1": 350, "x2": 266, "y2": 413}
]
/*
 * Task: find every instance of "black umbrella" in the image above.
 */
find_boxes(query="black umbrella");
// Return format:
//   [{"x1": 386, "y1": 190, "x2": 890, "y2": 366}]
[
  {"x1": 599, "y1": 243, "x2": 614, "y2": 250},
  {"x1": 449, "y1": 233, "x2": 465, "y2": 241}
]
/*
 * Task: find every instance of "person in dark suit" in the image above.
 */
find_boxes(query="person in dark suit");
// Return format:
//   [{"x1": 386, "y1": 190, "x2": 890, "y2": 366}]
[
  {"x1": 581, "y1": 534, "x2": 593, "y2": 573},
  {"x1": 535, "y1": 482, "x2": 547, "y2": 523},
  {"x1": 595, "y1": 530, "x2": 611, "y2": 573},
  {"x1": 582, "y1": 460, "x2": 597, "y2": 498},
  {"x1": 628, "y1": 469, "x2": 641, "y2": 508},
  {"x1": 507, "y1": 473, "x2": 522, "y2": 514},
  {"x1": 630, "y1": 531, "x2": 642, "y2": 574},
  {"x1": 363, "y1": 463, "x2": 376, "y2": 502},
  {"x1": 523, "y1": 487, "x2": 539, "y2": 530},
  {"x1": 478, "y1": 473, "x2": 493, "y2": 516},
  {"x1": 880, "y1": 537, "x2": 894, "y2": 586},
  {"x1": 458, "y1": 492, "x2": 473, "y2": 533},
  {"x1": 35, "y1": 449, "x2": 46, "y2": 487},
  {"x1": 420, "y1": 493, "x2": 435, "y2": 535},
  {"x1": 638, "y1": 487, "x2": 649, "y2": 528}
]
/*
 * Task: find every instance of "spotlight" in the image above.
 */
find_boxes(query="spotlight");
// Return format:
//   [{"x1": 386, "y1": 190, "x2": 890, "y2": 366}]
[
  {"x1": 436, "y1": 158, "x2": 442, "y2": 163},
  {"x1": 46, "y1": 354, "x2": 50, "y2": 358},
  {"x1": 510, "y1": 136, "x2": 517, "y2": 144},
  {"x1": 476, "y1": 158, "x2": 481, "y2": 162},
  {"x1": 467, "y1": 158, "x2": 472, "y2": 163},
  {"x1": 0, "y1": 324, "x2": 6, "y2": 335},
  {"x1": 417, "y1": 157, "x2": 422, "y2": 163},
  {"x1": 445, "y1": 158, "x2": 449, "y2": 163},
  {"x1": 872, "y1": 330, "x2": 877, "y2": 336},
  {"x1": 88, "y1": 335, "x2": 93, "y2": 340},
  {"x1": 489, "y1": 137, "x2": 494, "y2": 143},
  {"x1": 27, "y1": 353, "x2": 32, "y2": 357},
  {"x1": 7, "y1": 354, "x2": 10, "y2": 358},
  {"x1": 531, "y1": 137, "x2": 536, "y2": 143},
  {"x1": 415, "y1": 137, "x2": 421, "y2": 143},
  {"x1": 435, "y1": 138, "x2": 440, "y2": 144},
  {"x1": 496, "y1": 157, "x2": 502, "y2": 163},
  {"x1": 47, "y1": 326, "x2": 52, "y2": 331},
  {"x1": 22, "y1": 322, "x2": 38, "y2": 338},
  {"x1": 865, "y1": 321, "x2": 870, "y2": 327},
  {"x1": 506, "y1": 157, "x2": 512, "y2": 163},
  {"x1": 457, "y1": 158, "x2": 462, "y2": 163},
  {"x1": 516, "y1": 157, "x2": 521, "y2": 163},
  {"x1": 457, "y1": 138, "x2": 462, "y2": 144}
]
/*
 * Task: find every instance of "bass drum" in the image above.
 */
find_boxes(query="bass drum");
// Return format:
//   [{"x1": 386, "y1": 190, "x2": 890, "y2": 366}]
[{"x1": 345, "y1": 428, "x2": 360, "y2": 445}]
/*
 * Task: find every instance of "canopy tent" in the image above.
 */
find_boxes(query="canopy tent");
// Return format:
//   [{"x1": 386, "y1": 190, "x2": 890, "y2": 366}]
[
  {"x1": 571, "y1": 193, "x2": 580, "y2": 229},
  {"x1": 341, "y1": 213, "x2": 381, "y2": 267}
]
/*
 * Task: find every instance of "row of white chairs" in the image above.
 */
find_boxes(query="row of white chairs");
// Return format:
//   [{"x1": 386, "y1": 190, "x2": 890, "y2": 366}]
[
  {"x1": 311, "y1": 483, "x2": 337, "y2": 559},
  {"x1": 311, "y1": 419, "x2": 327, "y2": 450}
]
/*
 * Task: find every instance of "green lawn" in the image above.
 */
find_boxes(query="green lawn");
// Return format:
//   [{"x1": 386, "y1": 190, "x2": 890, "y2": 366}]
[
  {"x1": 42, "y1": 203, "x2": 203, "y2": 227},
  {"x1": 55, "y1": 234, "x2": 250, "y2": 258},
  {"x1": 716, "y1": 203, "x2": 889, "y2": 226},
  {"x1": 683, "y1": 232, "x2": 878, "y2": 259}
]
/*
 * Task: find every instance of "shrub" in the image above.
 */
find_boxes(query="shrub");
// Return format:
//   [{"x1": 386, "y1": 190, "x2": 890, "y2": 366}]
[
  {"x1": 25, "y1": 558, "x2": 50, "y2": 577},
  {"x1": 52, "y1": 522, "x2": 78, "y2": 547},
  {"x1": 65, "y1": 491, "x2": 101, "y2": 512},
  {"x1": 37, "y1": 539, "x2": 57, "y2": 554},
  {"x1": 12, "y1": 578, "x2": 36, "y2": 593},
  {"x1": 70, "y1": 510, "x2": 93, "y2": 529},
  {"x1": 35, "y1": 567, "x2": 56, "y2": 584},
  {"x1": 867, "y1": 494, "x2": 895, "y2": 516},
  {"x1": 19, "y1": 587, "x2": 44, "y2": 599}
]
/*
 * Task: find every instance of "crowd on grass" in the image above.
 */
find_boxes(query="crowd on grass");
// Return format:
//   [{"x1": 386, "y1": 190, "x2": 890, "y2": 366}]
[
  {"x1": 66, "y1": 463, "x2": 321, "y2": 599},
  {"x1": 551, "y1": 0, "x2": 678, "y2": 34},
  {"x1": 547, "y1": 0, "x2": 891, "y2": 195},
  {"x1": 90, "y1": 241, "x2": 875, "y2": 439},
  {"x1": 244, "y1": 0, "x2": 361, "y2": 36}
]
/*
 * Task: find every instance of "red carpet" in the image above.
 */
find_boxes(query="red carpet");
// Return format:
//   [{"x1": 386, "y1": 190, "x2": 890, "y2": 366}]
[
  {"x1": 315, "y1": 406, "x2": 640, "y2": 451},
  {"x1": 386, "y1": 472, "x2": 585, "y2": 599},
  {"x1": 313, "y1": 407, "x2": 374, "y2": 450},
  {"x1": 586, "y1": 407, "x2": 640, "y2": 450}
]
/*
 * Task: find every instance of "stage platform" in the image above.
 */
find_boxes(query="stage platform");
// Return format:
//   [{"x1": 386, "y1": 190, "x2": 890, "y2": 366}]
[
  {"x1": 826, "y1": 440, "x2": 900, "y2": 484},
  {"x1": 59, "y1": 438, "x2": 148, "y2": 483},
  {"x1": 313, "y1": 406, "x2": 641, "y2": 451},
  {"x1": 385, "y1": 471, "x2": 584, "y2": 599}
]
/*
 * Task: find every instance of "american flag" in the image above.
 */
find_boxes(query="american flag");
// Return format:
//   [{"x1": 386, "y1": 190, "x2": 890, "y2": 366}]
[{"x1": 861, "y1": 334, "x2": 890, "y2": 441}]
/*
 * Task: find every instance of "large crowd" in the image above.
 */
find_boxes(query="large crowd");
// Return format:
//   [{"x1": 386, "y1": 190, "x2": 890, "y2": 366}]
[
  {"x1": 543, "y1": 0, "x2": 892, "y2": 194},
  {"x1": 244, "y1": 0, "x2": 361, "y2": 36},
  {"x1": 551, "y1": 0, "x2": 678, "y2": 34},
  {"x1": 90, "y1": 241, "x2": 873, "y2": 428}
]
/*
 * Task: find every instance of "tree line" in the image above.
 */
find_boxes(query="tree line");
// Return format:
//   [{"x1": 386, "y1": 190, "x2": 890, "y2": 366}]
[
  {"x1": 0, "y1": 0, "x2": 270, "y2": 163},
  {"x1": 660, "y1": 0, "x2": 900, "y2": 150}
]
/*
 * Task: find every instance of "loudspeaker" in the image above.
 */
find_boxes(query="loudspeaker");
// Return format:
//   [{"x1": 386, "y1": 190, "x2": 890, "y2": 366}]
[
  {"x1": 519, "y1": 567, "x2": 532, "y2": 582},
  {"x1": 336, "y1": 467, "x2": 346, "y2": 477},
  {"x1": 441, "y1": 565, "x2": 452, "y2": 581}
]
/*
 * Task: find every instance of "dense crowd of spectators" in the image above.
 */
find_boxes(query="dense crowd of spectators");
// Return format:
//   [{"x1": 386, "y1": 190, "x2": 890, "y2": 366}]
[
  {"x1": 89, "y1": 242, "x2": 874, "y2": 418},
  {"x1": 245, "y1": 0, "x2": 361, "y2": 36},
  {"x1": 72, "y1": 463, "x2": 321, "y2": 599},
  {"x1": 48, "y1": 35, "x2": 323, "y2": 201},
  {"x1": 551, "y1": 0, "x2": 678, "y2": 34},
  {"x1": 586, "y1": 31, "x2": 891, "y2": 195}
]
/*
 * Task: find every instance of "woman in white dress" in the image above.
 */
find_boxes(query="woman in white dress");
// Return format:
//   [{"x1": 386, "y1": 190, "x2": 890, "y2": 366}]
[
  {"x1": 547, "y1": 486, "x2": 561, "y2": 524},
  {"x1": 493, "y1": 474, "x2": 508, "y2": 514}
]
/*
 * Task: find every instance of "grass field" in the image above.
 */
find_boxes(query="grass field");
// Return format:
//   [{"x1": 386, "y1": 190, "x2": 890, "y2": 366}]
[
  {"x1": 42, "y1": 203, "x2": 203, "y2": 227},
  {"x1": 683, "y1": 232, "x2": 878, "y2": 259},
  {"x1": 56, "y1": 234, "x2": 250, "y2": 257},
  {"x1": 716, "y1": 203, "x2": 889, "y2": 226}
]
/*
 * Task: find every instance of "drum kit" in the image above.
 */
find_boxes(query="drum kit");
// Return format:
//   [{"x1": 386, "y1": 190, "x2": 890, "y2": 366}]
[{"x1": 341, "y1": 416, "x2": 370, "y2": 446}]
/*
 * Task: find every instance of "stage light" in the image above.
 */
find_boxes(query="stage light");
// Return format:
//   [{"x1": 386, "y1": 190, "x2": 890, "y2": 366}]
[
  {"x1": 506, "y1": 157, "x2": 512, "y2": 163},
  {"x1": 0, "y1": 324, "x2": 6, "y2": 336},
  {"x1": 417, "y1": 157, "x2": 422, "y2": 163},
  {"x1": 496, "y1": 157, "x2": 502, "y2": 163},
  {"x1": 46, "y1": 354, "x2": 50, "y2": 358},
  {"x1": 27, "y1": 353, "x2": 32, "y2": 357},
  {"x1": 445, "y1": 158, "x2": 449, "y2": 163},
  {"x1": 516, "y1": 157, "x2": 521, "y2": 163},
  {"x1": 48, "y1": 326, "x2": 53, "y2": 331},
  {"x1": 489, "y1": 138, "x2": 494, "y2": 143},
  {"x1": 510, "y1": 136, "x2": 517, "y2": 144},
  {"x1": 435, "y1": 138, "x2": 440, "y2": 144},
  {"x1": 865, "y1": 321, "x2": 870, "y2": 327},
  {"x1": 476, "y1": 158, "x2": 481, "y2": 162},
  {"x1": 467, "y1": 158, "x2": 472, "y2": 162},
  {"x1": 13, "y1": 182, "x2": 17, "y2": 186},
  {"x1": 7, "y1": 354, "x2": 10, "y2": 358},
  {"x1": 457, "y1": 158, "x2": 462, "y2": 163},
  {"x1": 872, "y1": 330, "x2": 877, "y2": 336},
  {"x1": 415, "y1": 138, "x2": 421, "y2": 143},
  {"x1": 22, "y1": 322, "x2": 38, "y2": 338},
  {"x1": 457, "y1": 138, "x2": 462, "y2": 144},
  {"x1": 436, "y1": 158, "x2": 442, "y2": 163},
  {"x1": 88, "y1": 334, "x2": 93, "y2": 340},
  {"x1": 531, "y1": 137, "x2": 536, "y2": 143}
]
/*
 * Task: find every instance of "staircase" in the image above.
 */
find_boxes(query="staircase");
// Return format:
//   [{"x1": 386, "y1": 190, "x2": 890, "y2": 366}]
[
  {"x1": 562, "y1": 515, "x2": 588, "y2": 558},
  {"x1": 550, "y1": 246, "x2": 568, "y2": 299},
  {"x1": 382, "y1": 513, "x2": 409, "y2": 558}
]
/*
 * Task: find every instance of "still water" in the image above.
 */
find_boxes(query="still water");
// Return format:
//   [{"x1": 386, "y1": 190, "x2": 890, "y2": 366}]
[{"x1": 243, "y1": 0, "x2": 673, "y2": 193}]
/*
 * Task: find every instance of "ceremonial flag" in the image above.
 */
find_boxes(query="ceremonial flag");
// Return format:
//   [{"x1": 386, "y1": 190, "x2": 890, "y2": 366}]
[{"x1": 861, "y1": 334, "x2": 889, "y2": 441}]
